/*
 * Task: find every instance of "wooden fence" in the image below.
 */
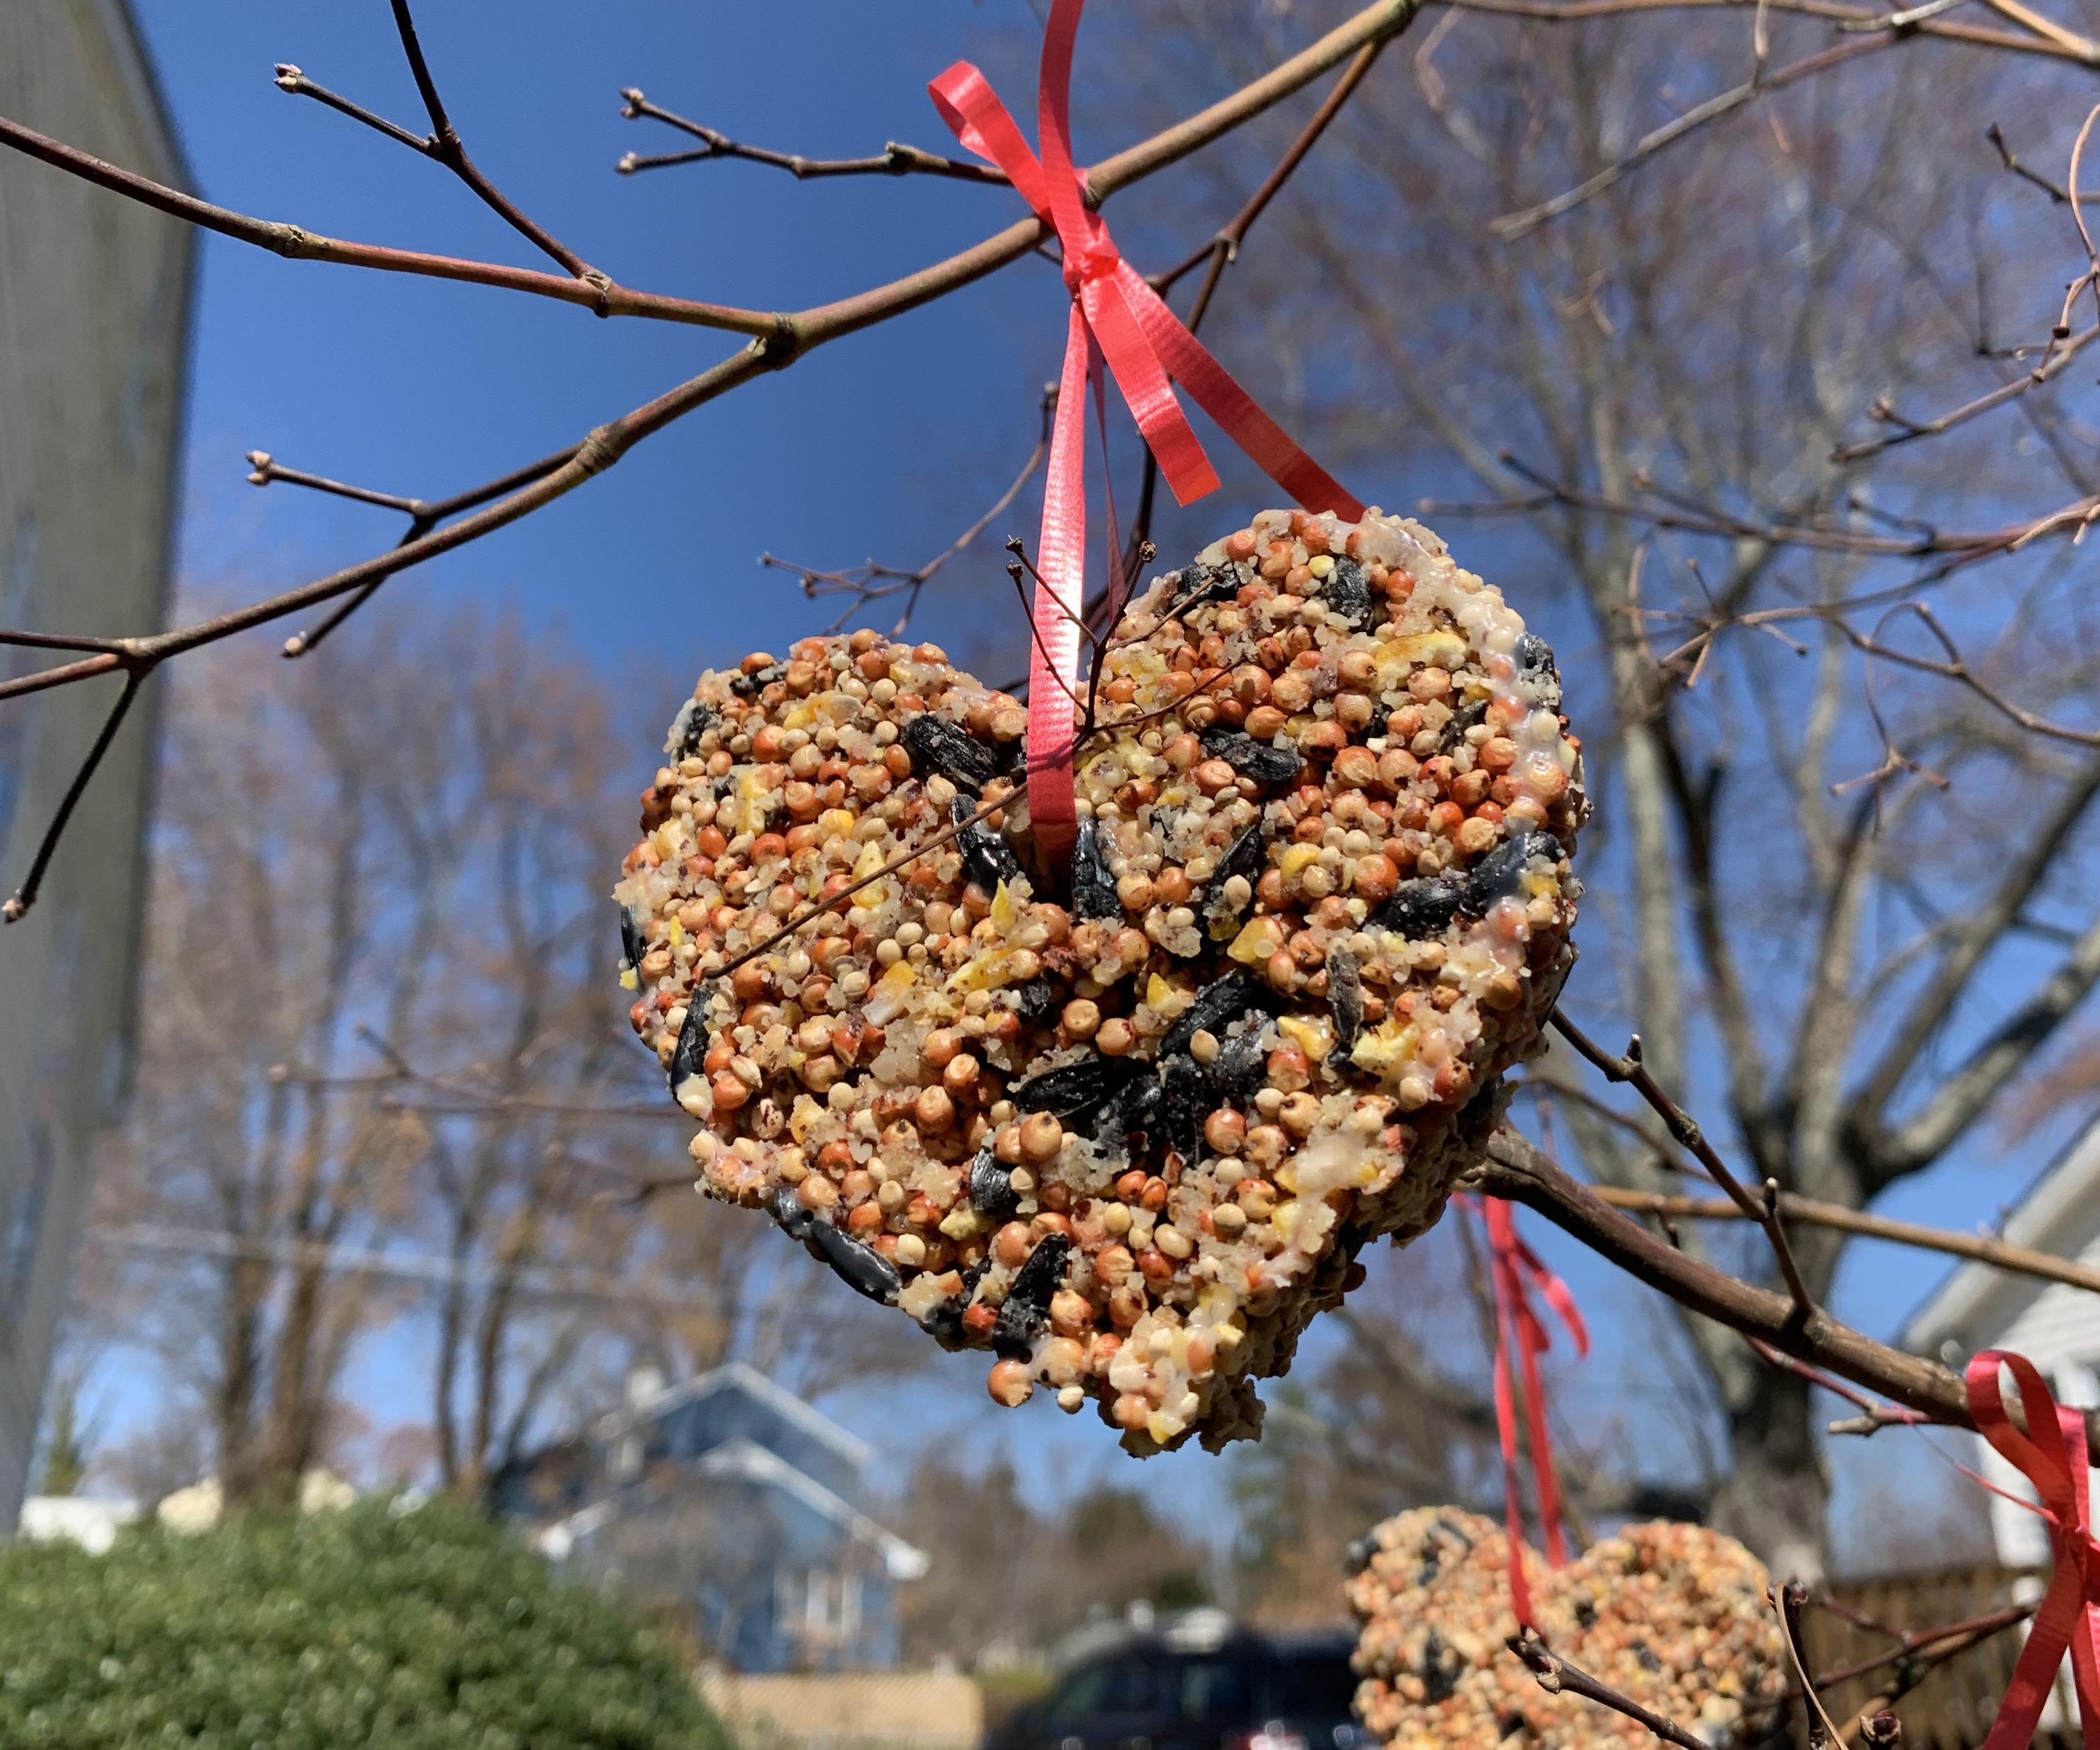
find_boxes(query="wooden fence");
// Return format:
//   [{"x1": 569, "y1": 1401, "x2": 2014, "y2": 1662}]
[
  {"x1": 1803, "y1": 1565, "x2": 2059, "y2": 1748},
  {"x1": 698, "y1": 1669, "x2": 985, "y2": 1750}
]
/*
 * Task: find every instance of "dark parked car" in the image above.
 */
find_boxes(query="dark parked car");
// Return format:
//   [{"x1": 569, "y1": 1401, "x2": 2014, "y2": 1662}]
[{"x1": 990, "y1": 1624, "x2": 1368, "y2": 1750}]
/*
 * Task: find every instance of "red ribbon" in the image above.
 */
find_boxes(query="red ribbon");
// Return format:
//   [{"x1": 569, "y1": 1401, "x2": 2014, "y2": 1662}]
[
  {"x1": 1966, "y1": 1349, "x2": 2100, "y2": 1750},
  {"x1": 1460, "y1": 1194, "x2": 1590, "y2": 1628},
  {"x1": 928, "y1": 1, "x2": 1362, "y2": 860}
]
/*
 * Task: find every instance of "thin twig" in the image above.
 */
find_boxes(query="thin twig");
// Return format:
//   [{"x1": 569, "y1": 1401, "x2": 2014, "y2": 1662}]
[
  {"x1": 1808, "y1": 1601, "x2": 2032, "y2": 1691},
  {"x1": 0, "y1": 110, "x2": 767, "y2": 331},
  {"x1": 1549, "y1": 1018, "x2": 1764, "y2": 1221},
  {"x1": 617, "y1": 90, "x2": 1006, "y2": 185},
  {"x1": 1775, "y1": 1582, "x2": 1842, "y2": 1748},
  {"x1": 1442, "y1": 0, "x2": 2098, "y2": 65},
  {"x1": 760, "y1": 388, "x2": 1056, "y2": 635},
  {"x1": 272, "y1": 66, "x2": 431, "y2": 154},
  {"x1": 1492, "y1": 35, "x2": 1901, "y2": 240},
  {"x1": 1597, "y1": 1183, "x2": 2100, "y2": 1299},
  {"x1": 1762, "y1": 1177, "x2": 1817, "y2": 1317},
  {"x1": 252, "y1": 444, "x2": 582, "y2": 658},
  {"x1": 1551, "y1": 1015, "x2": 1821, "y2": 1311},
  {"x1": 385, "y1": 0, "x2": 601, "y2": 281},
  {"x1": 2, "y1": 670, "x2": 145, "y2": 922},
  {"x1": 1833, "y1": 321, "x2": 2100, "y2": 461},
  {"x1": 1988, "y1": 119, "x2": 2080, "y2": 202},
  {"x1": 1125, "y1": 33, "x2": 1389, "y2": 569},
  {"x1": 1744, "y1": 1336, "x2": 1891, "y2": 1424},
  {"x1": 1506, "y1": 1633, "x2": 1719, "y2": 1750}
]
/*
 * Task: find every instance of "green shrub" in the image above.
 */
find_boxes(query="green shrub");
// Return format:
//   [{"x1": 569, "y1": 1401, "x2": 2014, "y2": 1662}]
[{"x1": 0, "y1": 1497, "x2": 731, "y2": 1749}]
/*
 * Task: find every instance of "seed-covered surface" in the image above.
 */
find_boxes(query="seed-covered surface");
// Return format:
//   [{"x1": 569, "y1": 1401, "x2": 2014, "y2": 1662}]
[
  {"x1": 1347, "y1": 1508, "x2": 1787, "y2": 1749},
  {"x1": 615, "y1": 507, "x2": 1585, "y2": 1453}
]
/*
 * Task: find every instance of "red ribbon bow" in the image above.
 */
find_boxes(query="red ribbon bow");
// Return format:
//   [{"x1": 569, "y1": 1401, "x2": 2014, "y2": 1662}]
[
  {"x1": 1461, "y1": 1194, "x2": 1590, "y2": 1629},
  {"x1": 928, "y1": 0, "x2": 1362, "y2": 859},
  {"x1": 1967, "y1": 1349, "x2": 2100, "y2": 1750}
]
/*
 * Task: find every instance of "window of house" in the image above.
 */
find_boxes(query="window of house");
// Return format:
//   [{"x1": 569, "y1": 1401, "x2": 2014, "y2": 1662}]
[{"x1": 776, "y1": 1565, "x2": 864, "y2": 1648}]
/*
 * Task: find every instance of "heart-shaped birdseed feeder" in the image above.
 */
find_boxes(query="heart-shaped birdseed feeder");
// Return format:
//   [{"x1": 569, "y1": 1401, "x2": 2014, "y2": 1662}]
[
  {"x1": 1347, "y1": 1508, "x2": 1787, "y2": 1749},
  {"x1": 615, "y1": 507, "x2": 1585, "y2": 1452}
]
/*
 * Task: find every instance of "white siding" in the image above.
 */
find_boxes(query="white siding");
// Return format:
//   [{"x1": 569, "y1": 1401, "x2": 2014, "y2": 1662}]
[{"x1": 0, "y1": 0, "x2": 188, "y2": 1524}]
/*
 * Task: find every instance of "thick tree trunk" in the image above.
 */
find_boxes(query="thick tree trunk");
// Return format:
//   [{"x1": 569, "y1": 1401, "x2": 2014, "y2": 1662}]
[{"x1": 1710, "y1": 1360, "x2": 1829, "y2": 1583}]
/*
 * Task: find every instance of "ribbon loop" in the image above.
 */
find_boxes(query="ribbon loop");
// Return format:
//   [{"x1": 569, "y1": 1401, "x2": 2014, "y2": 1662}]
[
  {"x1": 1966, "y1": 1350, "x2": 2100, "y2": 1750},
  {"x1": 925, "y1": 0, "x2": 1361, "y2": 857}
]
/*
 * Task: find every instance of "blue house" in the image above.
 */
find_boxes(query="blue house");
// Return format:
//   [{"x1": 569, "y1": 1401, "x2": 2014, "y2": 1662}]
[{"x1": 495, "y1": 1363, "x2": 927, "y2": 1672}]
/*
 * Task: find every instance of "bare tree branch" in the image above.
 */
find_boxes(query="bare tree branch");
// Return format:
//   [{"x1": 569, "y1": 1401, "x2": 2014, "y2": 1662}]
[
  {"x1": 615, "y1": 90, "x2": 1006, "y2": 184},
  {"x1": 0, "y1": 0, "x2": 1424, "y2": 917}
]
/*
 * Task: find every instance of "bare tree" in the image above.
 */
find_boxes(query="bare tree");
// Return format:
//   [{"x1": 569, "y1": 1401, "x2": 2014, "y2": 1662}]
[
  {"x1": 85, "y1": 598, "x2": 930, "y2": 1505},
  {"x1": 895, "y1": 1455, "x2": 1214, "y2": 1667},
  {"x1": 1118, "y1": 2, "x2": 2100, "y2": 1576}
]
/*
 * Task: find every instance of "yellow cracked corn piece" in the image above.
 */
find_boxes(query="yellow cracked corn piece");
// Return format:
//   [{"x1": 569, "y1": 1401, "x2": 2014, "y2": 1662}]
[
  {"x1": 613, "y1": 506, "x2": 1585, "y2": 1454},
  {"x1": 1345, "y1": 1508, "x2": 1788, "y2": 1749}
]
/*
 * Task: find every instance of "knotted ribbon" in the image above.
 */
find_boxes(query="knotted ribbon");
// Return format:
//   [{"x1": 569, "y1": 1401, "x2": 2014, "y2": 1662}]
[
  {"x1": 928, "y1": 0, "x2": 1362, "y2": 860},
  {"x1": 1966, "y1": 1349, "x2": 2100, "y2": 1750},
  {"x1": 1460, "y1": 1194, "x2": 1590, "y2": 1628}
]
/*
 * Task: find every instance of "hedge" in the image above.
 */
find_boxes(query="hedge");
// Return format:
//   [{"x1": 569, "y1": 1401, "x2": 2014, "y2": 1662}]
[{"x1": 0, "y1": 1496, "x2": 731, "y2": 1749}]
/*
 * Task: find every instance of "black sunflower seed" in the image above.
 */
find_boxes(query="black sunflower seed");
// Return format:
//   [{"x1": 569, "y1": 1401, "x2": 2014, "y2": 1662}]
[
  {"x1": 901, "y1": 714, "x2": 999, "y2": 795},
  {"x1": 953, "y1": 795, "x2": 1024, "y2": 890},
  {"x1": 993, "y1": 1233, "x2": 1072, "y2": 1356},
  {"x1": 667, "y1": 999, "x2": 710, "y2": 1098},
  {"x1": 1457, "y1": 830, "x2": 1561, "y2": 913},
  {"x1": 1201, "y1": 725, "x2": 1304, "y2": 785},
  {"x1": 728, "y1": 664, "x2": 782, "y2": 699},
  {"x1": 1324, "y1": 556, "x2": 1372, "y2": 628},
  {"x1": 810, "y1": 1221, "x2": 902, "y2": 1305},
  {"x1": 1516, "y1": 631, "x2": 1557, "y2": 679},
  {"x1": 1438, "y1": 694, "x2": 1488, "y2": 751},
  {"x1": 1161, "y1": 968, "x2": 1271, "y2": 1060},
  {"x1": 1013, "y1": 978, "x2": 1056, "y2": 1022},
  {"x1": 1009, "y1": 1053, "x2": 1144, "y2": 1125},
  {"x1": 1211, "y1": 1023, "x2": 1270, "y2": 1103},
  {"x1": 1632, "y1": 1642, "x2": 1662, "y2": 1675},
  {"x1": 769, "y1": 1185, "x2": 816, "y2": 1243},
  {"x1": 922, "y1": 1261, "x2": 989, "y2": 1348},
  {"x1": 1099, "y1": 1072, "x2": 1162, "y2": 1147},
  {"x1": 1372, "y1": 877, "x2": 1465, "y2": 938},
  {"x1": 1158, "y1": 1055, "x2": 1209, "y2": 1162},
  {"x1": 1326, "y1": 944, "x2": 1364, "y2": 1062},
  {"x1": 919, "y1": 1297, "x2": 969, "y2": 1348},
  {"x1": 1163, "y1": 563, "x2": 1236, "y2": 614},
  {"x1": 1343, "y1": 1535, "x2": 1375, "y2": 1576},
  {"x1": 618, "y1": 903, "x2": 644, "y2": 972},
  {"x1": 1419, "y1": 1633, "x2": 1461, "y2": 1705},
  {"x1": 968, "y1": 1149, "x2": 1021, "y2": 1223},
  {"x1": 1203, "y1": 822, "x2": 1267, "y2": 939},
  {"x1": 672, "y1": 700, "x2": 718, "y2": 760},
  {"x1": 1071, "y1": 816, "x2": 1122, "y2": 919}
]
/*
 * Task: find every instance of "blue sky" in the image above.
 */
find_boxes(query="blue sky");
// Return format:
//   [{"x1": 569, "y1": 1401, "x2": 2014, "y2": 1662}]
[
  {"x1": 96, "y1": 0, "x2": 2065, "y2": 1562},
  {"x1": 122, "y1": 0, "x2": 1322, "y2": 1529}
]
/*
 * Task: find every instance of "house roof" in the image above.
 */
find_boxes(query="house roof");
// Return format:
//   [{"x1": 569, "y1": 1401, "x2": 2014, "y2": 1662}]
[
  {"x1": 535, "y1": 1436, "x2": 928, "y2": 1582},
  {"x1": 1902, "y1": 1113, "x2": 2100, "y2": 1359},
  {"x1": 698, "y1": 1438, "x2": 928, "y2": 1581},
  {"x1": 590, "y1": 1360, "x2": 872, "y2": 1471}
]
